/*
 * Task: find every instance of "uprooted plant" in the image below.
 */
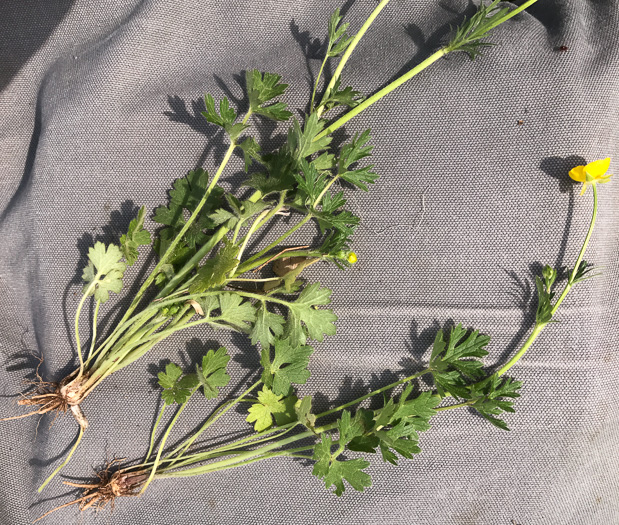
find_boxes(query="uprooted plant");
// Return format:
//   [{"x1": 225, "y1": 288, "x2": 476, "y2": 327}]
[
  {"x1": 2, "y1": 0, "x2": 539, "y2": 493},
  {"x1": 36, "y1": 155, "x2": 612, "y2": 520}
]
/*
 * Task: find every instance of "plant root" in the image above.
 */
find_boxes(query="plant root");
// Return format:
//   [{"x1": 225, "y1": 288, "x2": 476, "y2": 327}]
[
  {"x1": 1, "y1": 374, "x2": 90, "y2": 429},
  {"x1": 34, "y1": 462, "x2": 148, "y2": 523}
]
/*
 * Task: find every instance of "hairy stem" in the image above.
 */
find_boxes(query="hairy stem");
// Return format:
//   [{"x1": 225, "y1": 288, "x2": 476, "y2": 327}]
[
  {"x1": 86, "y1": 300, "x2": 101, "y2": 362},
  {"x1": 145, "y1": 404, "x2": 167, "y2": 463}
]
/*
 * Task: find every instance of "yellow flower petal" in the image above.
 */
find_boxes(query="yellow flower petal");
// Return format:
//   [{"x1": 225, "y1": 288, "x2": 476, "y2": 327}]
[
  {"x1": 585, "y1": 157, "x2": 610, "y2": 177},
  {"x1": 569, "y1": 165, "x2": 586, "y2": 182}
]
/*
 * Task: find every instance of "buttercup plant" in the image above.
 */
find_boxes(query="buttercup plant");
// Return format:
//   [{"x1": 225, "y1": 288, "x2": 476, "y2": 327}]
[
  {"x1": 36, "y1": 159, "x2": 612, "y2": 521},
  {"x1": 2, "y1": 0, "x2": 539, "y2": 494}
]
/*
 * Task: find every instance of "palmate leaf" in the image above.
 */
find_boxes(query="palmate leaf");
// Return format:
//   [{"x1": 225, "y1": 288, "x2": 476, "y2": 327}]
[
  {"x1": 202, "y1": 94, "x2": 248, "y2": 141},
  {"x1": 250, "y1": 302, "x2": 286, "y2": 348},
  {"x1": 158, "y1": 363, "x2": 199, "y2": 405},
  {"x1": 447, "y1": 0, "x2": 509, "y2": 59},
  {"x1": 429, "y1": 324, "x2": 490, "y2": 398},
  {"x1": 294, "y1": 159, "x2": 328, "y2": 204},
  {"x1": 217, "y1": 293, "x2": 256, "y2": 328},
  {"x1": 312, "y1": 432, "x2": 372, "y2": 497},
  {"x1": 326, "y1": 8, "x2": 354, "y2": 58},
  {"x1": 466, "y1": 373, "x2": 523, "y2": 431},
  {"x1": 347, "y1": 389, "x2": 440, "y2": 465},
  {"x1": 337, "y1": 129, "x2": 379, "y2": 191},
  {"x1": 287, "y1": 113, "x2": 332, "y2": 159},
  {"x1": 246, "y1": 387, "x2": 297, "y2": 431},
  {"x1": 188, "y1": 241, "x2": 239, "y2": 294},
  {"x1": 322, "y1": 78, "x2": 364, "y2": 111},
  {"x1": 120, "y1": 206, "x2": 151, "y2": 266},
  {"x1": 295, "y1": 396, "x2": 317, "y2": 432},
  {"x1": 238, "y1": 136, "x2": 263, "y2": 172},
  {"x1": 209, "y1": 194, "x2": 270, "y2": 230},
  {"x1": 260, "y1": 337, "x2": 314, "y2": 396},
  {"x1": 82, "y1": 242, "x2": 126, "y2": 303},
  {"x1": 285, "y1": 283, "x2": 338, "y2": 346}
]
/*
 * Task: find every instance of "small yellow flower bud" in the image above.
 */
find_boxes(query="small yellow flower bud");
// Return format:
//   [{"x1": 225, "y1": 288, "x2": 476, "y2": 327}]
[{"x1": 347, "y1": 252, "x2": 358, "y2": 264}]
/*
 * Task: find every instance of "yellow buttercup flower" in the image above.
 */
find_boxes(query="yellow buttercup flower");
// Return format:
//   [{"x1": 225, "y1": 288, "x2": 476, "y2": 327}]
[{"x1": 569, "y1": 158, "x2": 613, "y2": 195}]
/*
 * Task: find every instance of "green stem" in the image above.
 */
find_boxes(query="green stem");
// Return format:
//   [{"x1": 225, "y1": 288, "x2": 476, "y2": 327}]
[
  {"x1": 435, "y1": 400, "x2": 474, "y2": 412},
  {"x1": 227, "y1": 277, "x2": 283, "y2": 283},
  {"x1": 155, "y1": 421, "x2": 337, "y2": 479},
  {"x1": 316, "y1": 48, "x2": 447, "y2": 140},
  {"x1": 239, "y1": 192, "x2": 287, "y2": 245},
  {"x1": 86, "y1": 300, "x2": 101, "y2": 362},
  {"x1": 498, "y1": 183, "x2": 598, "y2": 376},
  {"x1": 496, "y1": 323, "x2": 544, "y2": 377},
  {"x1": 317, "y1": 368, "x2": 431, "y2": 418},
  {"x1": 552, "y1": 183, "x2": 598, "y2": 314},
  {"x1": 462, "y1": 0, "x2": 539, "y2": 39},
  {"x1": 74, "y1": 281, "x2": 97, "y2": 379},
  {"x1": 120, "y1": 110, "x2": 253, "y2": 324},
  {"x1": 88, "y1": 309, "x2": 159, "y2": 369},
  {"x1": 233, "y1": 209, "x2": 271, "y2": 273},
  {"x1": 38, "y1": 426, "x2": 85, "y2": 492},
  {"x1": 158, "y1": 445, "x2": 316, "y2": 479},
  {"x1": 140, "y1": 387, "x2": 199, "y2": 494},
  {"x1": 235, "y1": 215, "x2": 313, "y2": 274},
  {"x1": 156, "y1": 191, "x2": 264, "y2": 299},
  {"x1": 83, "y1": 312, "x2": 184, "y2": 393},
  {"x1": 311, "y1": 54, "x2": 329, "y2": 111},
  {"x1": 313, "y1": 175, "x2": 340, "y2": 208},
  {"x1": 316, "y1": 0, "x2": 393, "y2": 118},
  {"x1": 162, "y1": 425, "x2": 298, "y2": 472},
  {"x1": 145, "y1": 404, "x2": 167, "y2": 463},
  {"x1": 165, "y1": 381, "x2": 261, "y2": 467}
]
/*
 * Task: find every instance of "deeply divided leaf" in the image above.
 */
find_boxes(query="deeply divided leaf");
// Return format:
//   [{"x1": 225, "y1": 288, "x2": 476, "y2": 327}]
[
  {"x1": 285, "y1": 283, "x2": 338, "y2": 345},
  {"x1": 261, "y1": 337, "x2": 314, "y2": 396},
  {"x1": 246, "y1": 70, "x2": 293, "y2": 122}
]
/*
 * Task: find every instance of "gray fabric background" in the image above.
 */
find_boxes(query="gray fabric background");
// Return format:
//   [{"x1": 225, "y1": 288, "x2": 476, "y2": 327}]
[{"x1": 1, "y1": 1, "x2": 618, "y2": 524}]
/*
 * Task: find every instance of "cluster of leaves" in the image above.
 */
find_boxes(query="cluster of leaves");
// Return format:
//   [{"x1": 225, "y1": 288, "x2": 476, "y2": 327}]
[
  {"x1": 185, "y1": 283, "x2": 337, "y2": 349},
  {"x1": 246, "y1": 387, "x2": 298, "y2": 432},
  {"x1": 429, "y1": 324, "x2": 522, "y2": 430},
  {"x1": 157, "y1": 347, "x2": 231, "y2": 405},
  {"x1": 429, "y1": 324, "x2": 490, "y2": 398},
  {"x1": 535, "y1": 264, "x2": 558, "y2": 325},
  {"x1": 312, "y1": 388, "x2": 440, "y2": 496},
  {"x1": 152, "y1": 168, "x2": 224, "y2": 272}
]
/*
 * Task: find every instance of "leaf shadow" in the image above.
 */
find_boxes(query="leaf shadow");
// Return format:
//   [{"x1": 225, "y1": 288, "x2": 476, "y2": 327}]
[{"x1": 313, "y1": 319, "x2": 442, "y2": 422}]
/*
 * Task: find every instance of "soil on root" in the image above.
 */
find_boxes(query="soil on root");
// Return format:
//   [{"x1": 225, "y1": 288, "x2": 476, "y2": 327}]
[{"x1": 34, "y1": 463, "x2": 148, "y2": 523}]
